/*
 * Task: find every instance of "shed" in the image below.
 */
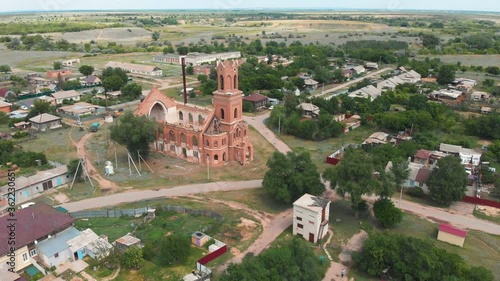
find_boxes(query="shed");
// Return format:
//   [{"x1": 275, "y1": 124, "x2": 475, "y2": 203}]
[
  {"x1": 147, "y1": 208, "x2": 156, "y2": 219},
  {"x1": 115, "y1": 234, "x2": 142, "y2": 251},
  {"x1": 191, "y1": 231, "x2": 209, "y2": 247},
  {"x1": 437, "y1": 224, "x2": 467, "y2": 247}
]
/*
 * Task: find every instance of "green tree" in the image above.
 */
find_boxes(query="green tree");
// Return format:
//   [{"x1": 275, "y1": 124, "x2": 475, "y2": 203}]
[
  {"x1": 67, "y1": 159, "x2": 83, "y2": 181},
  {"x1": 436, "y1": 65, "x2": 456, "y2": 85},
  {"x1": 162, "y1": 46, "x2": 174, "y2": 54},
  {"x1": 120, "y1": 246, "x2": 144, "y2": 269},
  {"x1": 120, "y1": 83, "x2": 142, "y2": 100},
  {"x1": 186, "y1": 65, "x2": 194, "y2": 75},
  {"x1": 78, "y1": 65, "x2": 94, "y2": 76},
  {"x1": 390, "y1": 159, "x2": 410, "y2": 196},
  {"x1": 103, "y1": 75, "x2": 125, "y2": 92},
  {"x1": 110, "y1": 111, "x2": 157, "y2": 157},
  {"x1": 373, "y1": 198, "x2": 403, "y2": 228},
  {"x1": 323, "y1": 148, "x2": 377, "y2": 217},
  {"x1": 177, "y1": 46, "x2": 189, "y2": 55},
  {"x1": 27, "y1": 99, "x2": 53, "y2": 120},
  {"x1": 420, "y1": 33, "x2": 441, "y2": 48},
  {"x1": 157, "y1": 235, "x2": 190, "y2": 265},
  {"x1": 0, "y1": 65, "x2": 11, "y2": 73},
  {"x1": 53, "y1": 61, "x2": 63, "y2": 70},
  {"x1": 263, "y1": 151, "x2": 324, "y2": 204},
  {"x1": 427, "y1": 156, "x2": 468, "y2": 206},
  {"x1": 485, "y1": 66, "x2": 500, "y2": 76},
  {"x1": 151, "y1": 31, "x2": 161, "y2": 41}
]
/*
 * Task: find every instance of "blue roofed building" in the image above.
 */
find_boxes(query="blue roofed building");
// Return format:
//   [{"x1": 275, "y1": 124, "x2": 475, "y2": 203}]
[{"x1": 36, "y1": 227, "x2": 81, "y2": 268}]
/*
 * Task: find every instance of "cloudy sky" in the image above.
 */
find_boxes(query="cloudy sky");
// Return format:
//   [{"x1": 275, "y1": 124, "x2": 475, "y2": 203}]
[{"x1": 1, "y1": 0, "x2": 500, "y2": 13}]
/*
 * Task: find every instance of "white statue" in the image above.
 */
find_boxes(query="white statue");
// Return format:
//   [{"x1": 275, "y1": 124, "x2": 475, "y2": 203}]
[{"x1": 104, "y1": 161, "x2": 115, "y2": 176}]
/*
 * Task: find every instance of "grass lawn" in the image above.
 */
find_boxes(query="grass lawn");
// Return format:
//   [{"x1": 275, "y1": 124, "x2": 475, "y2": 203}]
[
  {"x1": 279, "y1": 125, "x2": 378, "y2": 172},
  {"x1": 16, "y1": 126, "x2": 78, "y2": 164},
  {"x1": 74, "y1": 217, "x2": 143, "y2": 242},
  {"x1": 197, "y1": 188, "x2": 289, "y2": 214},
  {"x1": 390, "y1": 213, "x2": 500, "y2": 280}
]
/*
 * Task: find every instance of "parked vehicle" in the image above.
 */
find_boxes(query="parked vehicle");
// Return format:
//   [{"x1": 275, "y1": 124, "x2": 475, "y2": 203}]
[{"x1": 90, "y1": 122, "x2": 100, "y2": 132}]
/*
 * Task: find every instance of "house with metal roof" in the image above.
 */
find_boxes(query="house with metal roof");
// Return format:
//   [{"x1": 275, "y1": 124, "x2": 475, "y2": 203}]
[
  {"x1": 0, "y1": 203, "x2": 74, "y2": 272},
  {"x1": 349, "y1": 85, "x2": 382, "y2": 101},
  {"x1": 114, "y1": 234, "x2": 142, "y2": 252},
  {"x1": 293, "y1": 194, "x2": 330, "y2": 243},
  {"x1": 51, "y1": 90, "x2": 82, "y2": 105},
  {"x1": 297, "y1": 103, "x2": 320, "y2": 118},
  {"x1": 106, "y1": 61, "x2": 163, "y2": 76},
  {"x1": 36, "y1": 227, "x2": 81, "y2": 268},
  {"x1": 29, "y1": 113, "x2": 62, "y2": 131},
  {"x1": 243, "y1": 93, "x2": 269, "y2": 110},
  {"x1": 0, "y1": 166, "x2": 68, "y2": 212}
]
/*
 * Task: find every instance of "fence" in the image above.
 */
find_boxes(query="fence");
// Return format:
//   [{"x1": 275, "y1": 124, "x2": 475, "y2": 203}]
[
  {"x1": 462, "y1": 196, "x2": 500, "y2": 209},
  {"x1": 198, "y1": 244, "x2": 228, "y2": 265},
  {"x1": 69, "y1": 205, "x2": 225, "y2": 222}
]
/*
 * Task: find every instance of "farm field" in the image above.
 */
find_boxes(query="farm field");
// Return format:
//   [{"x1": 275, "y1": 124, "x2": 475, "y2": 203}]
[
  {"x1": 41, "y1": 27, "x2": 152, "y2": 45},
  {"x1": 417, "y1": 54, "x2": 500, "y2": 67},
  {"x1": 0, "y1": 49, "x2": 79, "y2": 68}
]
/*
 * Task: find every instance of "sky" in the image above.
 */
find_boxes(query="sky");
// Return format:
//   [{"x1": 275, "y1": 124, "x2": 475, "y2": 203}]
[{"x1": 1, "y1": 0, "x2": 500, "y2": 13}]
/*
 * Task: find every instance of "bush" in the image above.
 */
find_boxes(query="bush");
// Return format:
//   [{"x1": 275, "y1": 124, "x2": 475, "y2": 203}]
[
  {"x1": 406, "y1": 186, "x2": 425, "y2": 198},
  {"x1": 373, "y1": 198, "x2": 403, "y2": 228}
]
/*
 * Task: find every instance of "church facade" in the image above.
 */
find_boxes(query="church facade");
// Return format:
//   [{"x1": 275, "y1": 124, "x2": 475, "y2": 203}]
[{"x1": 135, "y1": 60, "x2": 254, "y2": 166}]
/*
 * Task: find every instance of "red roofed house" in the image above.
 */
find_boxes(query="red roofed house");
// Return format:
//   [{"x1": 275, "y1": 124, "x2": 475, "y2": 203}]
[
  {"x1": 0, "y1": 203, "x2": 75, "y2": 272},
  {"x1": 243, "y1": 93, "x2": 269, "y2": 110},
  {"x1": 413, "y1": 149, "x2": 433, "y2": 165},
  {"x1": 135, "y1": 60, "x2": 254, "y2": 166},
  {"x1": 0, "y1": 100, "x2": 12, "y2": 113},
  {"x1": 437, "y1": 223, "x2": 467, "y2": 247}
]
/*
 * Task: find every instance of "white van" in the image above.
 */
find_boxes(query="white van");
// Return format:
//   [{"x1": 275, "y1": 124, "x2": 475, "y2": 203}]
[{"x1": 20, "y1": 202, "x2": 35, "y2": 209}]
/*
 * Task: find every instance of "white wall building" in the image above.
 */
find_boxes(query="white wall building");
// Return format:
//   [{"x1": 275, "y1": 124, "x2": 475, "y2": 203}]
[{"x1": 293, "y1": 194, "x2": 330, "y2": 243}]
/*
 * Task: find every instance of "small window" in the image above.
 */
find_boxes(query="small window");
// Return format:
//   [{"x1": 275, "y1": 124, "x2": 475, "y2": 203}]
[
  {"x1": 22, "y1": 253, "x2": 28, "y2": 262},
  {"x1": 54, "y1": 253, "x2": 59, "y2": 258},
  {"x1": 214, "y1": 141, "x2": 218, "y2": 148},
  {"x1": 296, "y1": 217, "x2": 302, "y2": 221},
  {"x1": 297, "y1": 223, "x2": 303, "y2": 229},
  {"x1": 30, "y1": 249, "x2": 37, "y2": 257},
  {"x1": 309, "y1": 221, "x2": 314, "y2": 225}
]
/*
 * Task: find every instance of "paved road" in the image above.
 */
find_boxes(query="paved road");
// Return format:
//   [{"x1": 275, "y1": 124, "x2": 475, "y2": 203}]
[
  {"x1": 244, "y1": 113, "x2": 291, "y2": 154},
  {"x1": 59, "y1": 180, "x2": 263, "y2": 212},
  {"x1": 313, "y1": 67, "x2": 392, "y2": 98}
]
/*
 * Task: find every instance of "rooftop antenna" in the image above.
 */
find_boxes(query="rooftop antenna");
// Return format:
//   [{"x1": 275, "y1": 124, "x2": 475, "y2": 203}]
[{"x1": 181, "y1": 56, "x2": 188, "y2": 105}]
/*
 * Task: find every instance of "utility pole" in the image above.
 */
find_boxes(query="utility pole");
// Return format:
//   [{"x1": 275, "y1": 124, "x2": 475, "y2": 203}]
[
  {"x1": 181, "y1": 56, "x2": 188, "y2": 105},
  {"x1": 278, "y1": 117, "x2": 281, "y2": 135}
]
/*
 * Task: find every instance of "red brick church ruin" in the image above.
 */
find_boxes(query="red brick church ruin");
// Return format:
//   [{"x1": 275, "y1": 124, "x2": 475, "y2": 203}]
[{"x1": 135, "y1": 60, "x2": 254, "y2": 166}]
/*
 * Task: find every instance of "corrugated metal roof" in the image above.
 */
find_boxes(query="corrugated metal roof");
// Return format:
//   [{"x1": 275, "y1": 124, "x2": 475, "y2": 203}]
[{"x1": 36, "y1": 227, "x2": 80, "y2": 258}]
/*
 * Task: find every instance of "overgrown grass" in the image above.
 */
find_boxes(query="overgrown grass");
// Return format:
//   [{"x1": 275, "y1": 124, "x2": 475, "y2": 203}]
[
  {"x1": 74, "y1": 217, "x2": 142, "y2": 242},
  {"x1": 197, "y1": 188, "x2": 289, "y2": 214},
  {"x1": 279, "y1": 125, "x2": 378, "y2": 172}
]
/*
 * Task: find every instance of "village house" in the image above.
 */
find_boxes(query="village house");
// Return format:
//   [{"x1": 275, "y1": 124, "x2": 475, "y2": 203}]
[
  {"x1": 349, "y1": 65, "x2": 366, "y2": 76},
  {"x1": 135, "y1": 60, "x2": 254, "y2": 166},
  {"x1": 0, "y1": 203, "x2": 75, "y2": 273},
  {"x1": 82, "y1": 75, "x2": 101, "y2": 87},
  {"x1": 51, "y1": 90, "x2": 82, "y2": 105},
  {"x1": 365, "y1": 62, "x2": 379, "y2": 70},
  {"x1": 349, "y1": 85, "x2": 382, "y2": 101},
  {"x1": 376, "y1": 76, "x2": 405, "y2": 91},
  {"x1": 58, "y1": 102, "x2": 103, "y2": 117},
  {"x1": 243, "y1": 93, "x2": 269, "y2": 110},
  {"x1": 304, "y1": 78, "x2": 319, "y2": 91},
  {"x1": 297, "y1": 103, "x2": 320, "y2": 118},
  {"x1": 293, "y1": 194, "x2": 330, "y2": 243},
  {"x1": 29, "y1": 113, "x2": 62, "y2": 131},
  {"x1": 471, "y1": 91, "x2": 491, "y2": 102},
  {"x1": 437, "y1": 224, "x2": 467, "y2": 247},
  {"x1": 413, "y1": 149, "x2": 446, "y2": 165},
  {"x1": 36, "y1": 227, "x2": 111, "y2": 268},
  {"x1": 0, "y1": 166, "x2": 69, "y2": 212},
  {"x1": 37, "y1": 95, "x2": 56, "y2": 105},
  {"x1": 106, "y1": 61, "x2": 163, "y2": 76},
  {"x1": 386, "y1": 161, "x2": 433, "y2": 193},
  {"x1": 397, "y1": 70, "x2": 421, "y2": 84},
  {"x1": 430, "y1": 89, "x2": 464, "y2": 101},
  {"x1": 14, "y1": 121, "x2": 31, "y2": 130},
  {"x1": 46, "y1": 70, "x2": 72, "y2": 79},
  {"x1": 362, "y1": 132, "x2": 389, "y2": 145},
  {"x1": 439, "y1": 143, "x2": 482, "y2": 166},
  {"x1": 0, "y1": 100, "x2": 12, "y2": 113},
  {"x1": 342, "y1": 68, "x2": 355, "y2": 79}
]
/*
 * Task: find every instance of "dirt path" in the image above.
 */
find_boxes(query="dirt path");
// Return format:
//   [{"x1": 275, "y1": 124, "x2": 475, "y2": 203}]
[
  {"x1": 313, "y1": 68, "x2": 392, "y2": 98},
  {"x1": 219, "y1": 208, "x2": 293, "y2": 271},
  {"x1": 243, "y1": 113, "x2": 291, "y2": 154},
  {"x1": 322, "y1": 230, "x2": 347, "y2": 281},
  {"x1": 74, "y1": 128, "x2": 119, "y2": 192}
]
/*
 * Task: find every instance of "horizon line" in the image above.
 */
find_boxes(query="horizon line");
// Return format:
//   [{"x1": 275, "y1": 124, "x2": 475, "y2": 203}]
[{"x1": 0, "y1": 8, "x2": 499, "y2": 15}]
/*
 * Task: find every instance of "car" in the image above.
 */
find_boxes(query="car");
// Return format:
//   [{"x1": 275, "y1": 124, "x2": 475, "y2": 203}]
[
  {"x1": 268, "y1": 106, "x2": 274, "y2": 110},
  {"x1": 20, "y1": 106, "x2": 28, "y2": 110}
]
